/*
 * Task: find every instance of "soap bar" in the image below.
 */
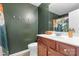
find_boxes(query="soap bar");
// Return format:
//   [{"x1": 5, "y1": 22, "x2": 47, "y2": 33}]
[{"x1": 45, "y1": 31, "x2": 53, "y2": 35}]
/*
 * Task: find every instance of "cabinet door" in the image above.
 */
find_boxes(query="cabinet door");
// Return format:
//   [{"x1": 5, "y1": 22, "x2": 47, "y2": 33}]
[
  {"x1": 38, "y1": 41, "x2": 47, "y2": 56},
  {"x1": 77, "y1": 48, "x2": 79, "y2": 56},
  {"x1": 48, "y1": 47, "x2": 64, "y2": 56},
  {"x1": 38, "y1": 37, "x2": 56, "y2": 50},
  {"x1": 47, "y1": 39, "x2": 56, "y2": 50},
  {"x1": 56, "y1": 42, "x2": 76, "y2": 56}
]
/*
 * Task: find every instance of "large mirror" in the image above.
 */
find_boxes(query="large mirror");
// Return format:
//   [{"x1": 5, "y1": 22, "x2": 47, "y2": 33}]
[{"x1": 48, "y1": 3, "x2": 79, "y2": 32}]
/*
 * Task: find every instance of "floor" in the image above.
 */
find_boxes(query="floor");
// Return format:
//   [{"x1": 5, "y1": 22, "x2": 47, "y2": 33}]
[
  {"x1": 0, "y1": 46, "x2": 3, "y2": 56},
  {"x1": 9, "y1": 49, "x2": 30, "y2": 56}
]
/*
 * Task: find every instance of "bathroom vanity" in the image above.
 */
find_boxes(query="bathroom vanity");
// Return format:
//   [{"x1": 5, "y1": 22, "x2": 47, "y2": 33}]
[{"x1": 37, "y1": 34, "x2": 79, "y2": 56}]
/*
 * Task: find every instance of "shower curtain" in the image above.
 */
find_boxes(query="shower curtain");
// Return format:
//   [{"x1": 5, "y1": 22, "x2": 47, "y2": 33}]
[{"x1": 0, "y1": 4, "x2": 9, "y2": 56}]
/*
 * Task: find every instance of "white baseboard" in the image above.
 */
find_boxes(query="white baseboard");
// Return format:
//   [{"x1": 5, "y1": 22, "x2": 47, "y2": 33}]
[
  {"x1": 0, "y1": 46, "x2": 3, "y2": 56},
  {"x1": 9, "y1": 49, "x2": 30, "y2": 56}
]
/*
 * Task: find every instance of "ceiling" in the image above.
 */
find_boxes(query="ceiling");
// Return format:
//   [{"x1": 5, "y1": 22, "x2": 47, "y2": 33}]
[
  {"x1": 30, "y1": 3, "x2": 41, "y2": 7},
  {"x1": 49, "y1": 3, "x2": 79, "y2": 15}
]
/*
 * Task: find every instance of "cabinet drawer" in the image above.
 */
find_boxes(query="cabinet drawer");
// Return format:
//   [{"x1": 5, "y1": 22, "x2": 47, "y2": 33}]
[
  {"x1": 48, "y1": 48, "x2": 64, "y2": 56},
  {"x1": 56, "y1": 42, "x2": 76, "y2": 56}
]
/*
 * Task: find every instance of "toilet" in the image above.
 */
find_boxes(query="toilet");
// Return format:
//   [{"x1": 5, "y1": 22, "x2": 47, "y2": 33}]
[{"x1": 28, "y1": 42, "x2": 37, "y2": 56}]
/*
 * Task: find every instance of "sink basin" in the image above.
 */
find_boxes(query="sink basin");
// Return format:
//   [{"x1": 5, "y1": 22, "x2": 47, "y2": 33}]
[
  {"x1": 55, "y1": 32, "x2": 62, "y2": 36},
  {"x1": 47, "y1": 34, "x2": 66, "y2": 40}
]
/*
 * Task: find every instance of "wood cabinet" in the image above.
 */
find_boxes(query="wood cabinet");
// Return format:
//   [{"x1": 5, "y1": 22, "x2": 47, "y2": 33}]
[
  {"x1": 48, "y1": 47, "x2": 64, "y2": 56},
  {"x1": 56, "y1": 42, "x2": 76, "y2": 56},
  {"x1": 37, "y1": 36, "x2": 79, "y2": 56},
  {"x1": 46, "y1": 39, "x2": 56, "y2": 50},
  {"x1": 38, "y1": 43, "x2": 47, "y2": 56},
  {"x1": 38, "y1": 39, "x2": 47, "y2": 56}
]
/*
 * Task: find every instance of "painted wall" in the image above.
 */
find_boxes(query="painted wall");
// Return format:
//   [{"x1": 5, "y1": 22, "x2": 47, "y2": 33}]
[
  {"x1": 38, "y1": 3, "x2": 51, "y2": 34},
  {"x1": 38, "y1": 3, "x2": 60, "y2": 33},
  {"x1": 3, "y1": 3, "x2": 38, "y2": 54}
]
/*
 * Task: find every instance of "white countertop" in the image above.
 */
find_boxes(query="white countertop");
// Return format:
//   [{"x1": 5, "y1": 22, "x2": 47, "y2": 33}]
[{"x1": 37, "y1": 34, "x2": 79, "y2": 47}]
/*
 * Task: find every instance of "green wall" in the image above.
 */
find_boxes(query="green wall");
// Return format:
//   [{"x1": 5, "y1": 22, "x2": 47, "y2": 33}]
[
  {"x1": 3, "y1": 3, "x2": 38, "y2": 54},
  {"x1": 38, "y1": 3, "x2": 49, "y2": 34},
  {"x1": 38, "y1": 3, "x2": 59, "y2": 33}
]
